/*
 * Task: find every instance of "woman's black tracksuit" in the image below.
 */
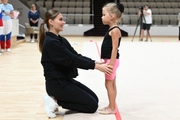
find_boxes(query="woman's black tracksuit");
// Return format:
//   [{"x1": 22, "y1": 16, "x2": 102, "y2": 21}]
[{"x1": 41, "y1": 32, "x2": 98, "y2": 113}]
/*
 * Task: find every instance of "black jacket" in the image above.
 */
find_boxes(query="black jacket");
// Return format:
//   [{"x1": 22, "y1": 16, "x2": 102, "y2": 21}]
[{"x1": 41, "y1": 32, "x2": 95, "y2": 81}]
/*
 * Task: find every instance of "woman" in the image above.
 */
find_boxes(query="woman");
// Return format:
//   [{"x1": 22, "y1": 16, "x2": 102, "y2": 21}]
[
  {"x1": 28, "y1": 4, "x2": 40, "y2": 42},
  {"x1": 0, "y1": 0, "x2": 3, "y2": 55},
  {"x1": 39, "y1": 9, "x2": 112, "y2": 118},
  {"x1": 0, "y1": 0, "x2": 14, "y2": 52}
]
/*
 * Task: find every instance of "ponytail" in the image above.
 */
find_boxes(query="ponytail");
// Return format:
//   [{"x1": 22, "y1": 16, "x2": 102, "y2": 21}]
[
  {"x1": 38, "y1": 9, "x2": 60, "y2": 53},
  {"x1": 39, "y1": 23, "x2": 46, "y2": 53}
]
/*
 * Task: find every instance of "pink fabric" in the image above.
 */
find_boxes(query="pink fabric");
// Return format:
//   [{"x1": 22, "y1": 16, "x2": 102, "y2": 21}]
[{"x1": 104, "y1": 59, "x2": 119, "y2": 80}]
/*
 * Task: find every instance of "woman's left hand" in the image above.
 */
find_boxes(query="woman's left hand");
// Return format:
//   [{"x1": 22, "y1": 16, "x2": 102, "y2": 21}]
[{"x1": 95, "y1": 63, "x2": 113, "y2": 75}]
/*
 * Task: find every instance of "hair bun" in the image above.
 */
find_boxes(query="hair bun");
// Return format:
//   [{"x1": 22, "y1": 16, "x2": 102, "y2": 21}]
[{"x1": 117, "y1": 3, "x2": 124, "y2": 13}]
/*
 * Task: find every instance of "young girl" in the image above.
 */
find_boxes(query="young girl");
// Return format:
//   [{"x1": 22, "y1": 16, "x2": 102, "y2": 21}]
[{"x1": 98, "y1": 3, "x2": 124, "y2": 114}]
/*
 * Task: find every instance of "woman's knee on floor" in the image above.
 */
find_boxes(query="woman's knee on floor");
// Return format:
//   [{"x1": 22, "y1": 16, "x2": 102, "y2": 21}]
[{"x1": 86, "y1": 101, "x2": 98, "y2": 113}]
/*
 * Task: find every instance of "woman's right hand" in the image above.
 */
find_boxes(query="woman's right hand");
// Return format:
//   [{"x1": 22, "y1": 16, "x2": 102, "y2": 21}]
[{"x1": 95, "y1": 63, "x2": 113, "y2": 75}]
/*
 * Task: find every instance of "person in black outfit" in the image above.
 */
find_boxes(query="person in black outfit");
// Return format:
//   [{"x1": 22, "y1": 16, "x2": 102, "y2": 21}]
[{"x1": 39, "y1": 9, "x2": 113, "y2": 118}]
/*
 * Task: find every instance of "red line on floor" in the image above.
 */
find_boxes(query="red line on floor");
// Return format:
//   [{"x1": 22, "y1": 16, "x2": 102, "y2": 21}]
[
  {"x1": 115, "y1": 103, "x2": 122, "y2": 120},
  {"x1": 93, "y1": 40, "x2": 122, "y2": 120},
  {"x1": 94, "y1": 41, "x2": 102, "y2": 62}
]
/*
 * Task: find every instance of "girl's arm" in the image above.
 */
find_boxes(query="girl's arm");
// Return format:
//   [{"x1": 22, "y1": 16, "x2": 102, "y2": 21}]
[{"x1": 109, "y1": 28, "x2": 121, "y2": 66}]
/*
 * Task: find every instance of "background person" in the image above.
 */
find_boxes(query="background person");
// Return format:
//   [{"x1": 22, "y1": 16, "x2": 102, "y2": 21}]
[
  {"x1": 28, "y1": 4, "x2": 40, "y2": 42},
  {"x1": 0, "y1": 0, "x2": 3, "y2": 55},
  {"x1": 139, "y1": 5, "x2": 152, "y2": 42},
  {"x1": 0, "y1": 0, "x2": 14, "y2": 52},
  {"x1": 178, "y1": 12, "x2": 180, "y2": 41},
  {"x1": 39, "y1": 9, "x2": 113, "y2": 118}
]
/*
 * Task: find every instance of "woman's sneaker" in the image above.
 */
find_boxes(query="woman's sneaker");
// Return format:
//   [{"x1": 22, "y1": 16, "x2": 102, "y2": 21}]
[
  {"x1": 43, "y1": 94, "x2": 59, "y2": 118},
  {"x1": 6, "y1": 48, "x2": 11, "y2": 52},
  {"x1": 1, "y1": 49, "x2": 5, "y2": 53}
]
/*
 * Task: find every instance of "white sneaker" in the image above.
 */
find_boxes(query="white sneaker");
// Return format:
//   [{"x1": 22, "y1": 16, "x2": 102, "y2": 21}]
[
  {"x1": 43, "y1": 94, "x2": 59, "y2": 118},
  {"x1": 1, "y1": 49, "x2": 5, "y2": 53},
  {"x1": 30, "y1": 39, "x2": 35, "y2": 42},
  {"x1": 6, "y1": 48, "x2": 11, "y2": 52}
]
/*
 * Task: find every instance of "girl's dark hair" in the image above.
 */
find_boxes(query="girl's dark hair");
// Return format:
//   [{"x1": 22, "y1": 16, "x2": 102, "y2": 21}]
[{"x1": 39, "y1": 9, "x2": 60, "y2": 53}]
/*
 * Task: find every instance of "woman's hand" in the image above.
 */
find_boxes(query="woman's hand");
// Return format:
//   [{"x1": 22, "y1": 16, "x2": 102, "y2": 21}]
[{"x1": 95, "y1": 63, "x2": 113, "y2": 75}]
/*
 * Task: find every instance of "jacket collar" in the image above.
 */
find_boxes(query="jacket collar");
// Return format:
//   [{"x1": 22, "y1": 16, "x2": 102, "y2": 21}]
[{"x1": 46, "y1": 32, "x2": 62, "y2": 39}]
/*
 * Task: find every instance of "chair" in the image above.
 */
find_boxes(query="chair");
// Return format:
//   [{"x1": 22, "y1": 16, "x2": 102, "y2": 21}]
[
  {"x1": 153, "y1": 15, "x2": 162, "y2": 25},
  {"x1": 134, "y1": 2, "x2": 142, "y2": 9},
  {"x1": 141, "y1": 2, "x2": 148, "y2": 6},
  {"x1": 27, "y1": 1, "x2": 34, "y2": 8},
  {"x1": 53, "y1": 7, "x2": 60, "y2": 12},
  {"x1": 128, "y1": 8, "x2": 137, "y2": 14},
  {"x1": 83, "y1": 8, "x2": 90, "y2": 14},
  {"x1": 121, "y1": 2, "x2": 128, "y2": 8},
  {"x1": 149, "y1": 2, "x2": 157, "y2": 8},
  {"x1": 68, "y1": 7, "x2": 75, "y2": 14},
  {"x1": 164, "y1": 2, "x2": 171, "y2": 8},
  {"x1": 166, "y1": 8, "x2": 174, "y2": 15},
  {"x1": 122, "y1": 15, "x2": 130, "y2": 25},
  {"x1": 75, "y1": 7, "x2": 83, "y2": 14},
  {"x1": 130, "y1": 15, "x2": 138, "y2": 25},
  {"x1": 60, "y1": 7, "x2": 68, "y2": 14},
  {"x1": 69, "y1": 2, "x2": 76, "y2": 7},
  {"x1": 83, "y1": 1, "x2": 90, "y2": 7},
  {"x1": 24, "y1": 23, "x2": 39, "y2": 41},
  {"x1": 75, "y1": 15, "x2": 82, "y2": 24},
  {"x1": 66, "y1": 15, "x2": 75, "y2": 24},
  {"x1": 127, "y1": 2, "x2": 135, "y2": 8},
  {"x1": 156, "y1": 2, "x2": 164, "y2": 8},
  {"x1": 45, "y1": 1, "x2": 53, "y2": 10},
  {"x1": 54, "y1": 1, "x2": 61, "y2": 7},
  {"x1": 82, "y1": 15, "x2": 90, "y2": 24},
  {"x1": 161, "y1": 15, "x2": 169, "y2": 25},
  {"x1": 61, "y1": 1, "x2": 69, "y2": 7},
  {"x1": 159, "y1": 8, "x2": 166, "y2": 15},
  {"x1": 147, "y1": 0, "x2": 155, "y2": 2},
  {"x1": 36, "y1": 1, "x2": 44, "y2": 7},
  {"x1": 171, "y1": 2, "x2": 179, "y2": 8},
  {"x1": 173, "y1": 8, "x2": 179, "y2": 15},
  {"x1": 169, "y1": 15, "x2": 178, "y2": 25},
  {"x1": 121, "y1": 0, "x2": 127, "y2": 1},
  {"x1": 123, "y1": 8, "x2": 129, "y2": 14},
  {"x1": 151, "y1": 8, "x2": 159, "y2": 15},
  {"x1": 76, "y1": 1, "x2": 83, "y2": 7}
]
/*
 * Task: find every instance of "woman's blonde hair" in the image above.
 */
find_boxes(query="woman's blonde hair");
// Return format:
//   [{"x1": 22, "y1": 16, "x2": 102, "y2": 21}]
[
  {"x1": 38, "y1": 9, "x2": 60, "y2": 53},
  {"x1": 31, "y1": 4, "x2": 36, "y2": 9}
]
